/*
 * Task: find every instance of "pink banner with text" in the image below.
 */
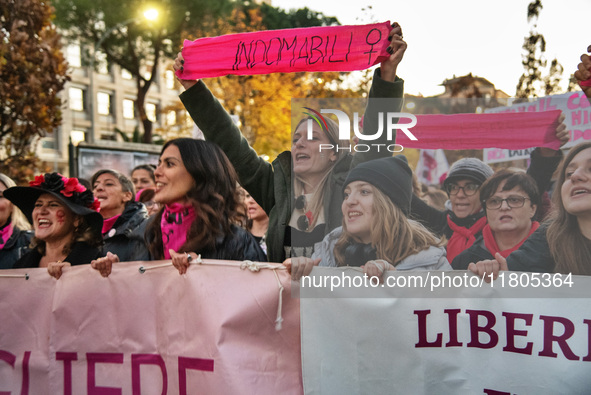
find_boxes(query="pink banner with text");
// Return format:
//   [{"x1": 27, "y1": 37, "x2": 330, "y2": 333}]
[
  {"x1": 179, "y1": 22, "x2": 392, "y2": 79},
  {"x1": 0, "y1": 262, "x2": 301, "y2": 394}
]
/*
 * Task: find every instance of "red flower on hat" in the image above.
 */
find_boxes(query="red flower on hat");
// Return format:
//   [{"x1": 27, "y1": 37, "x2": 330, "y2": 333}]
[
  {"x1": 61, "y1": 177, "x2": 87, "y2": 197},
  {"x1": 30, "y1": 174, "x2": 45, "y2": 187},
  {"x1": 90, "y1": 198, "x2": 101, "y2": 212}
]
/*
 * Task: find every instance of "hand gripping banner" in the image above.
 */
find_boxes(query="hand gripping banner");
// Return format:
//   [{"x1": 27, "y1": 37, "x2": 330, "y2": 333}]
[{"x1": 178, "y1": 22, "x2": 393, "y2": 80}]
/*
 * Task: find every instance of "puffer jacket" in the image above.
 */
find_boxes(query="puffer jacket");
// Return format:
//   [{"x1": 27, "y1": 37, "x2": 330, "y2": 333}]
[
  {"x1": 0, "y1": 226, "x2": 33, "y2": 269},
  {"x1": 103, "y1": 202, "x2": 150, "y2": 262}
]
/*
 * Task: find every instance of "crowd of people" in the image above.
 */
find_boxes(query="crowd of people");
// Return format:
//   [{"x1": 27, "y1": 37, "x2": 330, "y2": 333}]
[{"x1": 1, "y1": 28, "x2": 590, "y2": 284}]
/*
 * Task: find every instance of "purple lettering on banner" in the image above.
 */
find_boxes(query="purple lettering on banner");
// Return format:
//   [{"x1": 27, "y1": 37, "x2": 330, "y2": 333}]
[
  {"x1": 583, "y1": 319, "x2": 591, "y2": 362},
  {"x1": 445, "y1": 309, "x2": 463, "y2": 347},
  {"x1": 178, "y1": 357, "x2": 214, "y2": 395},
  {"x1": 56, "y1": 352, "x2": 77, "y2": 395},
  {"x1": 483, "y1": 389, "x2": 511, "y2": 395},
  {"x1": 414, "y1": 310, "x2": 443, "y2": 347},
  {"x1": 467, "y1": 310, "x2": 498, "y2": 349},
  {"x1": 503, "y1": 312, "x2": 534, "y2": 355},
  {"x1": 131, "y1": 354, "x2": 168, "y2": 395},
  {"x1": 538, "y1": 315, "x2": 579, "y2": 360},
  {"x1": 87, "y1": 353, "x2": 124, "y2": 395},
  {"x1": 20, "y1": 351, "x2": 30, "y2": 395}
]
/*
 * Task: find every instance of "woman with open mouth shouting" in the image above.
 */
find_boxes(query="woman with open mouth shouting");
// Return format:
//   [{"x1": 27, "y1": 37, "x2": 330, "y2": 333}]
[
  {"x1": 174, "y1": 23, "x2": 407, "y2": 263},
  {"x1": 4, "y1": 172, "x2": 103, "y2": 279}
]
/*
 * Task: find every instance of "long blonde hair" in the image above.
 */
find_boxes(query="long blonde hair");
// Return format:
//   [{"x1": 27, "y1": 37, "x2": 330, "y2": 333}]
[
  {"x1": 0, "y1": 174, "x2": 31, "y2": 230},
  {"x1": 292, "y1": 116, "x2": 349, "y2": 229},
  {"x1": 334, "y1": 186, "x2": 444, "y2": 266},
  {"x1": 547, "y1": 141, "x2": 591, "y2": 275}
]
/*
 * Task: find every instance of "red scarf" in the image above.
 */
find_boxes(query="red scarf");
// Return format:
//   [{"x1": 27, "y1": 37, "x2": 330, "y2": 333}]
[
  {"x1": 446, "y1": 215, "x2": 488, "y2": 263},
  {"x1": 101, "y1": 214, "x2": 121, "y2": 235},
  {"x1": 161, "y1": 203, "x2": 196, "y2": 259},
  {"x1": 482, "y1": 221, "x2": 540, "y2": 259},
  {"x1": 0, "y1": 223, "x2": 14, "y2": 250}
]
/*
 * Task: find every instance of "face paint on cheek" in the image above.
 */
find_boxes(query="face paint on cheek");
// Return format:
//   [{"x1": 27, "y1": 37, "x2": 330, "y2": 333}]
[{"x1": 56, "y1": 209, "x2": 66, "y2": 224}]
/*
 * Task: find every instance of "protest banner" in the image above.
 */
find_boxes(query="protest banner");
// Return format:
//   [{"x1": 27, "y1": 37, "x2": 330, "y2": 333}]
[
  {"x1": 0, "y1": 261, "x2": 301, "y2": 394},
  {"x1": 178, "y1": 22, "x2": 392, "y2": 79},
  {"x1": 300, "y1": 268, "x2": 591, "y2": 395},
  {"x1": 484, "y1": 91, "x2": 591, "y2": 164},
  {"x1": 2, "y1": 263, "x2": 591, "y2": 394}
]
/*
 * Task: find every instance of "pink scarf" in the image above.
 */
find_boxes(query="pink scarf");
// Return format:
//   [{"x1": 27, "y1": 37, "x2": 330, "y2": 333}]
[
  {"x1": 0, "y1": 223, "x2": 14, "y2": 250},
  {"x1": 102, "y1": 214, "x2": 121, "y2": 235},
  {"x1": 161, "y1": 203, "x2": 196, "y2": 259}
]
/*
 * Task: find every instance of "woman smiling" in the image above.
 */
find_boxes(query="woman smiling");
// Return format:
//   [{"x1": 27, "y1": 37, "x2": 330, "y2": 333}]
[{"x1": 4, "y1": 173, "x2": 103, "y2": 278}]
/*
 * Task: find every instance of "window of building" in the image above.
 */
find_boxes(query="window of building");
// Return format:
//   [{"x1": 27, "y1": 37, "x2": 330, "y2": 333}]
[
  {"x1": 166, "y1": 110, "x2": 177, "y2": 126},
  {"x1": 121, "y1": 68, "x2": 133, "y2": 80},
  {"x1": 165, "y1": 70, "x2": 175, "y2": 90},
  {"x1": 123, "y1": 99, "x2": 135, "y2": 119},
  {"x1": 69, "y1": 87, "x2": 84, "y2": 111},
  {"x1": 70, "y1": 130, "x2": 86, "y2": 145},
  {"x1": 146, "y1": 103, "x2": 157, "y2": 123},
  {"x1": 66, "y1": 43, "x2": 81, "y2": 68},
  {"x1": 97, "y1": 92, "x2": 111, "y2": 115}
]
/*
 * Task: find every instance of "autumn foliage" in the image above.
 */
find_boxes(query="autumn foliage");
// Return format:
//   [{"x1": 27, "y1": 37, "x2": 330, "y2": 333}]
[{"x1": 0, "y1": 0, "x2": 68, "y2": 183}]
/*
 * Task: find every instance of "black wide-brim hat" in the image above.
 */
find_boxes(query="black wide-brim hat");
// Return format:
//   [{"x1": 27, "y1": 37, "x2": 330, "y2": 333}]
[{"x1": 4, "y1": 186, "x2": 103, "y2": 236}]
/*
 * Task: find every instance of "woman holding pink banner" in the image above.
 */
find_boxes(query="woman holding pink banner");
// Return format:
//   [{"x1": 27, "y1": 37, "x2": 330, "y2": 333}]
[
  {"x1": 288, "y1": 156, "x2": 450, "y2": 282},
  {"x1": 4, "y1": 173, "x2": 103, "y2": 278},
  {"x1": 173, "y1": 23, "x2": 407, "y2": 263},
  {"x1": 469, "y1": 141, "x2": 591, "y2": 279},
  {"x1": 90, "y1": 138, "x2": 266, "y2": 276}
]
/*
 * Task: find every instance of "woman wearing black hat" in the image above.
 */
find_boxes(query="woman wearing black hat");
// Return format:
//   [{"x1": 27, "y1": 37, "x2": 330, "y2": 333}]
[
  {"x1": 289, "y1": 156, "x2": 450, "y2": 281},
  {"x1": 0, "y1": 173, "x2": 33, "y2": 268},
  {"x1": 4, "y1": 173, "x2": 104, "y2": 278}
]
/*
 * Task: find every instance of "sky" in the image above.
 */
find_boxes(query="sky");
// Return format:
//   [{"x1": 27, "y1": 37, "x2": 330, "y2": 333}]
[{"x1": 270, "y1": 0, "x2": 589, "y2": 97}]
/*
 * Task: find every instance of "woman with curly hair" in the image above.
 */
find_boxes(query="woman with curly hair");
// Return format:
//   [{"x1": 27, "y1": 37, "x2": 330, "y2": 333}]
[
  {"x1": 91, "y1": 138, "x2": 266, "y2": 276},
  {"x1": 4, "y1": 172, "x2": 103, "y2": 278}
]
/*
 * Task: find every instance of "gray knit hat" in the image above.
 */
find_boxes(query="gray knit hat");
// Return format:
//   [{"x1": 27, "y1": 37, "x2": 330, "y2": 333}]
[{"x1": 443, "y1": 158, "x2": 494, "y2": 189}]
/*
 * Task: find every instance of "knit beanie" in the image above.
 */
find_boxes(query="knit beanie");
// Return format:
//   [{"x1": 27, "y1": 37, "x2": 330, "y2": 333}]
[
  {"x1": 344, "y1": 155, "x2": 413, "y2": 216},
  {"x1": 443, "y1": 158, "x2": 494, "y2": 188}
]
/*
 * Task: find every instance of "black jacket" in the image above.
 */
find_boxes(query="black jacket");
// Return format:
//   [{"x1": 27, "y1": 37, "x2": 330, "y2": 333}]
[
  {"x1": 451, "y1": 237, "x2": 492, "y2": 270},
  {"x1": 13, "y1": 241, "x2": 103, "y2": 268},
  {"x1": 146, "y1": 218, "x2": 267, "y2": 262},
  {"x1": 0, "y1": 226, "x2": 33, "y2": 269},
  {"x1": 103, "y1": 202, "x2": 150, "y2": 262},
  {"x1": 505, "y1": 225, "x2": 555, "y2": 273}
]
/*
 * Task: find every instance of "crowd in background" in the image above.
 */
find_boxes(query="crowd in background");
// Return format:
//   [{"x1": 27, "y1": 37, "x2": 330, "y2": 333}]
[{"x1": 1, "y1": 29, "x2": 591, "y2": 284}]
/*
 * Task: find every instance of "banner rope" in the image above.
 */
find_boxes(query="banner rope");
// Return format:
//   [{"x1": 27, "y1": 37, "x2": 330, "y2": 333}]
[
  {"x1": 0, "y1": 273, "x2": 29, "y2": 279},
  {"x1": 240, "y1": 260, "x2": 286, "y2": 331},
  {"x1": 138, "y1": 255, "x2": 204, "y2": 273}
]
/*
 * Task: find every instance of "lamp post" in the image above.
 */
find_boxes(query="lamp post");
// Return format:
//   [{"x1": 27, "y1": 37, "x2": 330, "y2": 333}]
[{"x1": 88, "y1": 9, "x2": 158, "y2": 143}]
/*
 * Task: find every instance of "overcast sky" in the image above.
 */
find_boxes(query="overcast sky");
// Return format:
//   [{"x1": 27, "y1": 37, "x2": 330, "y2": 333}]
[{"x1": 270, "y1": 0, "x2": 589, "y2": 96}]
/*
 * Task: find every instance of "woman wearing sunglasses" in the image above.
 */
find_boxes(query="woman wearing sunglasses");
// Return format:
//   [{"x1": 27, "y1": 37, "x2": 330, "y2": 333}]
[{"x1": 451, "y1": 169, "x2": 540, "y2": 270}]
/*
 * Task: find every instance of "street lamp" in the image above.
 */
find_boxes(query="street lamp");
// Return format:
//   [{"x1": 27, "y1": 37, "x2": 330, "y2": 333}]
[{"x1": 88, "y1": 9, "x2": 158, "y2": 143}]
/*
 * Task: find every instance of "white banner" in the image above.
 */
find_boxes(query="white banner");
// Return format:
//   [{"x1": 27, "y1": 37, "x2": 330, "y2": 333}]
[{"x1": 300, "y1": 268, "x2": 591, "y2": 395}]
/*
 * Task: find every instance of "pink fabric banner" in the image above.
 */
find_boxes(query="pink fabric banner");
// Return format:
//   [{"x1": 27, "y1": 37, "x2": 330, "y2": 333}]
[
  {"x1": 397, "y1": 110, "x2": 563, "y2": 150},
  {"x1": 0, "y1": 261, "x2": 301, "y2": 394},
  {"x1": 179, "y1": 22, "x2": 392, "y2": 80}
]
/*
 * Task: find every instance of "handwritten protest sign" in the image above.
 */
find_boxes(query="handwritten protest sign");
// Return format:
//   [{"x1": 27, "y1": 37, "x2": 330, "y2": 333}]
[{"x1": 178, "y1": 22, "x2": 393, "y2": 79}]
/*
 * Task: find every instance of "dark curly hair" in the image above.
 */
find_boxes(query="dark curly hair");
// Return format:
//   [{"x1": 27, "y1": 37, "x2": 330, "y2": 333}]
[{"x1": 146, "y1": 139, "x2": 245, "y2": 259}]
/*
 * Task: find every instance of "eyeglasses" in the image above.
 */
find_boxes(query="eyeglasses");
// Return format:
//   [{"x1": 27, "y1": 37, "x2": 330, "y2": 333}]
[
  {"x1": 484, "y1": 196, "x2": 530, "y2": 210},
  {"x1": 446, "y1": 183, "x2": 480, "y2": 196}
]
